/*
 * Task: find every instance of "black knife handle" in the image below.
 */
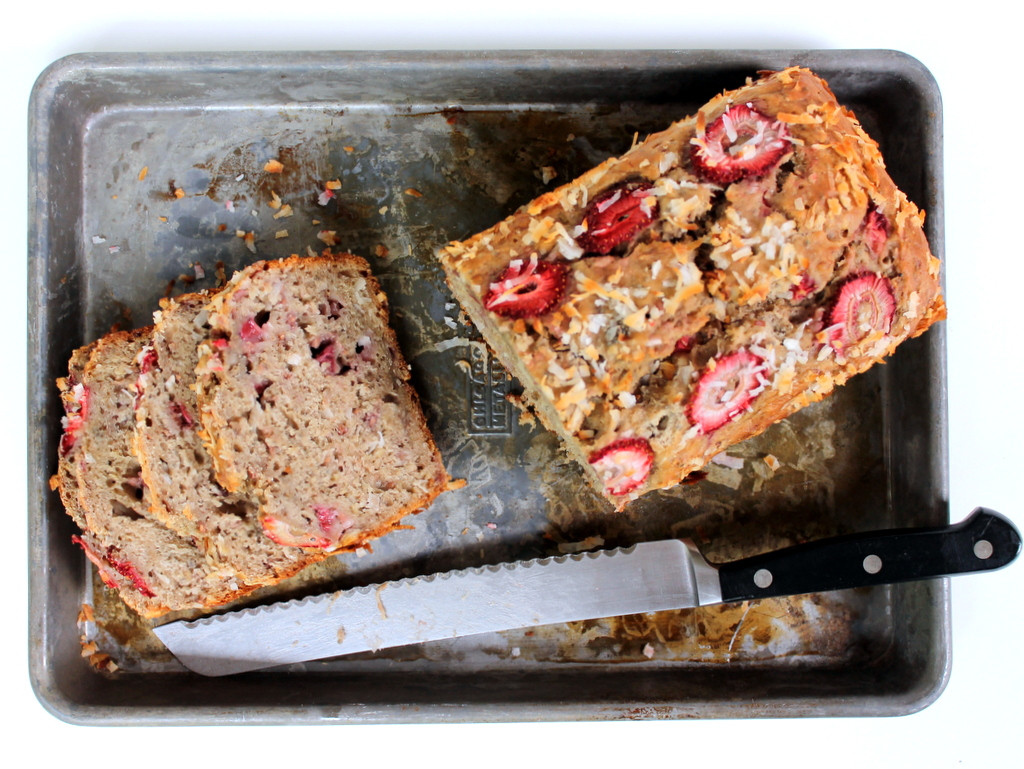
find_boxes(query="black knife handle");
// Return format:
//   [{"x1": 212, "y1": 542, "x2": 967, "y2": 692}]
[{"x1": 717, "y1": 507, "x2": 1021, "y2": 603}]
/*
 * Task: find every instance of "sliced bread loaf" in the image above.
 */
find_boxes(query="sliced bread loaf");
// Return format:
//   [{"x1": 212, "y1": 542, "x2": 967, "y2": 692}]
[{"x1": 195, "y1": 252, "x2": 449, "y2": 552}]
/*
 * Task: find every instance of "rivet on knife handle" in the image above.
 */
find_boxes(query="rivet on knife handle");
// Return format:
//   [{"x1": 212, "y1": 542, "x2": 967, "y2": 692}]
[{"x1": 716, "y1": 507, "x2": 1021, "y2": 603}]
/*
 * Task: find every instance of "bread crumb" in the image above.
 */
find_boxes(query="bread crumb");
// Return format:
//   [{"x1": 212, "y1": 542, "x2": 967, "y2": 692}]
[
  {"x1": 138, "y1": 166, "x2": 148, "y2": 181},
  {"x1": 77, "y1": 603, "x2": 95, "y2": 624},
  {"x1": 264, "y1": 159, "x2": 285, "y2": 173}
]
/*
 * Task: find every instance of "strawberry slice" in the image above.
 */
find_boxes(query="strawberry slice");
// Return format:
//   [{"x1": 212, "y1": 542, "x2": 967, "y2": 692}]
[
  {"x1": 827, "y1": 273, "x2": 896, "y2": 352},
  {"x1": 690, "y1": 104, "x2": 792, "y2": 184},
  {"x1": 483, "y1": 256, "x2": 568, "y2": 318},
  {"x1": 105, "y1": 551, "x2": 157, "y2": 597},
  {"x1": 261, "y1": 515, "x2": 332, "y2": 549},
  {"x1": 588, "y1": 437, "x2": 654, "y2": 496},
  {"x1": 71, "y1": 535, "x2": 119, "y2": 590},
  {"x1": 688, "y1": 349, "x2": 769, "y2": 433},
  {"x1": 314, "y1": 504, "x2": 356, "y2": 542},
  {"x1": 576, "y1": 182, "x2": 658, "y2": 255}
]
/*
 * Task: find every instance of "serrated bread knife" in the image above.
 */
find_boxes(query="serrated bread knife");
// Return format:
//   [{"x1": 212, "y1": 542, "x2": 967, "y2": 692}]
[{"x1": 154, "y1": 507, "x2": 1020, "y2": 676}]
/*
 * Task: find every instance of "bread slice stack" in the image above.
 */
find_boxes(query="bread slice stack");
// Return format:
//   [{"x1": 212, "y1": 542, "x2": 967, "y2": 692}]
[{"x1": 53, "y1": 252, "x2": 449, "y2": 618}]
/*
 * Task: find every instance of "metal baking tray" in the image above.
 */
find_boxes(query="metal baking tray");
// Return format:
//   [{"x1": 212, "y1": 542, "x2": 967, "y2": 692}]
[{"x1": 28, "y1": 49, "x2": 948, "y2": 724}]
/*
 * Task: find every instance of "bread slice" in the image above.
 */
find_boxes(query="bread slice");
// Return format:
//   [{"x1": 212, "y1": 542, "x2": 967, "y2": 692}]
[
  {"x1": 195, "y1": 252, "x2": 449, "y2": 552},
  {"x1": 56, "y1": 329, "x2": 254, "y2": 617},
  {"x1": 53, "y1": 340, "x2": 97, "y2": 532},
  {"x1": 438, "y1": 67, "x2": 945, "y2": 509},
  {"x1": 134, "y1": 291, "x2": 326, "y2": 585}
]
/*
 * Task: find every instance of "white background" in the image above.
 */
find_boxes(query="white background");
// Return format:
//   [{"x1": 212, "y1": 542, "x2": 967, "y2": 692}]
[{"x1": 5, "y1": 2, "x2": 1021, "y2": 766}]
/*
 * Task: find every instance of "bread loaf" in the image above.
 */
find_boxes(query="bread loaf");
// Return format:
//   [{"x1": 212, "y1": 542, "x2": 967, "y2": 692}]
[{"x1": 438, "y1": 67, "x2": 945, "y2": 509}]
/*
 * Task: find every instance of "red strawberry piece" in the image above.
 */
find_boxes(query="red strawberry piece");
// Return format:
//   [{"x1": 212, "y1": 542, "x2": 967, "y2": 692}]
[
  {"x1": 59, "y1": 427, "x2": 80, "y2": 458},
  {"x1": 863, "y1": 206, "x2": 890, "y2": 255},
  {"x1": 314, "y1": 504, "x2": 356, "y2": 542},
  {"x1": 171, "y1": 399, "x2": 195, "y2": 428},
  {"x1": 675, "y1": 335, "x2": 696, "y2": 354},
  {"x1": 588, "y1": 437, "x2": 655, "y2": 496},
  {"x1": 827, "y1": 273, "x2": 896, "y2": 351},
  {"x1": 312, "y1": 340, "x2": 341, "y2": 374},
  {"x1": 483, "y1": 256, "x2": 569, "y2": 318},
  {"x1": 690, "y1": 104, "x2": 792, "y2": 184},
  {"x1": 138, "y1": 346, "x2": 159, "y2": 374},
  {"x1": 105, "y1": 550, "x2": 157, "y2": 597},
  {"x1": 59, "y1": 384, "x2": 90, "y2": 457},
  {"x1": 790, "y1": 272, "x2": 817, "y2": 301},
  {"x1": 688, "y1": 349, "x2": 769, "y2": 433},
  {"x1": 576, "y1": 182, "x2": 658, "y2": 255},
  {"x1": 240, "y1": 317, "x2": 264, "y2": 342},
  {"x1": 71, "y1": 535, "x2": 119, "y2": 590},
  {"x1": 261, "y1": 516, "x2": 332, "y2": 549}
]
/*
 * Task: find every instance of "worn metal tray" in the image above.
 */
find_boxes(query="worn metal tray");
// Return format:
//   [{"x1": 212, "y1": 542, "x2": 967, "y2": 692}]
[{"x1": 28, "y1": 50, "x2": 948, "y2": 723}]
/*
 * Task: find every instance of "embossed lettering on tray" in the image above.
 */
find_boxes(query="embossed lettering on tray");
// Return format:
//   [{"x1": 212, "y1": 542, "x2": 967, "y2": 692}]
[{"x1": 466, "y1": 344, "x2": 512, "y2": 435}]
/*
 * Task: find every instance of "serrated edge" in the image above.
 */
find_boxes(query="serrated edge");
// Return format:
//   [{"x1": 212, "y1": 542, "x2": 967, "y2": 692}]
[{"x1": 167, "y1": 543, "x2": 641, "y2": 630}]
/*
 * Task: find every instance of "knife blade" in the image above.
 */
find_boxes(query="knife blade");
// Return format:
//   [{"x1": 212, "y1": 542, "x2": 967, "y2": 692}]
[{"x1": 154, "y1": 507, "x2": 1020, "y2": 676}]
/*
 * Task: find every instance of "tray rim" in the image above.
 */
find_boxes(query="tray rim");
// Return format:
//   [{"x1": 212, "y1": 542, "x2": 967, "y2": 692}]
[{"x1": 27, "y1": 47, "x2": 950, "y2": 725}]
